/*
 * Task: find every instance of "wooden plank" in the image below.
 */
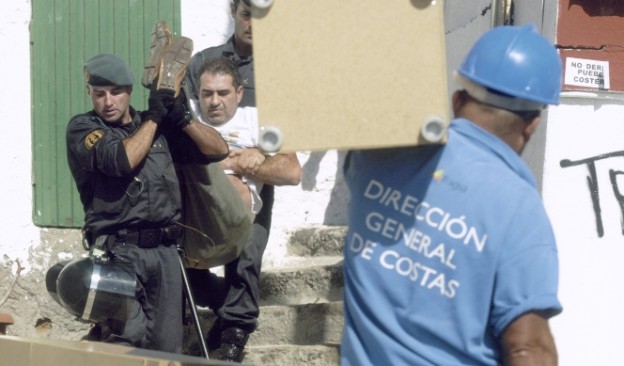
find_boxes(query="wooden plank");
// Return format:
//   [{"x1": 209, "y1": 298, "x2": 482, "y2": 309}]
[
  {"x1": 251, "y1": 0, "x2": 449, "y2": 152},
  {"x1": 0, "y1": 336, "x2": 245, "y2": 366}
]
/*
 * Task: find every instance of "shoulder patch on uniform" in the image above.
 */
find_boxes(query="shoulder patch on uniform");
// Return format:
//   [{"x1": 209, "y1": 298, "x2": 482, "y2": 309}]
[{"x1": 84, "y1": 130, "x2": 104, "y2": 150}]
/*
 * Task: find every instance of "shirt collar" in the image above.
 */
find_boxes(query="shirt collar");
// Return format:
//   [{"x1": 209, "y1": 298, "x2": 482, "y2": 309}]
[{"x1": 450, "y1": 118, "x2": 537, "y2": 188}]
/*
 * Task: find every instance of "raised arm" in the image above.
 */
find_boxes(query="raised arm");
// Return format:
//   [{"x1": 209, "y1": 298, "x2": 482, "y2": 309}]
[
  {"x1": 178, "y1": 117, "x2": 229, "y2": 157},
  {"x1": 123, "y1": 120, "x2": 159, "y2": 170},
  {"x1": 123, "y1": 89, "x2": 172, "y2": 169}
]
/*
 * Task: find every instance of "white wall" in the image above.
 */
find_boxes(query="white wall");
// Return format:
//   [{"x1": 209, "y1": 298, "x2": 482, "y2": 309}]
[
  {"x1": 0, "y1": 1, "x2": 39, "y2": 272},
  {"x1": 181, "y1": 0, "x2": 233, "y2": 51},
  {"x1": 544, "y1": 95, "x2": 624, "y2": 365}
]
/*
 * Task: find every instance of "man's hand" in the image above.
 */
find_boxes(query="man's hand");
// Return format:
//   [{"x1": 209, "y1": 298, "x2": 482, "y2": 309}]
[
  {"x1": 223, "y1": 148, "x2": 266, "y2": 177},
  {"x1": 166, "y1": 99, "x2": 192, "y2": 130},
  {"x1": 141, "y1": 89, "x2": 175, "y2": 124}
]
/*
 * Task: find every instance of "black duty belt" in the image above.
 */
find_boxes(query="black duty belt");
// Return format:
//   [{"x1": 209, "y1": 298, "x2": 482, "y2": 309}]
[{"x1": 113, "y1": 225, "x2": 184, "y2": 248}]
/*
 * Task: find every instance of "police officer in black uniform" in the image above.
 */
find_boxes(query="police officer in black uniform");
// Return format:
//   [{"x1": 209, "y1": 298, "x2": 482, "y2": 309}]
[{"x1": 65, "y1": 53, "x2": 228, "y2": 353}]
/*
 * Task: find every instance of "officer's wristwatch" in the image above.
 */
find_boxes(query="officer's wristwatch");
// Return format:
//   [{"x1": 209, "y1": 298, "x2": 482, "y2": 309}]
[{"x1": 176, "y1": 110, "x2": 193, "y2": 129}]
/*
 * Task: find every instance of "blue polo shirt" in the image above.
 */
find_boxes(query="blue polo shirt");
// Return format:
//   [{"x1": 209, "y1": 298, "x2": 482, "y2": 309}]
[{"x1": 341, "y1": 118, "x2": 561, "y2": 366}]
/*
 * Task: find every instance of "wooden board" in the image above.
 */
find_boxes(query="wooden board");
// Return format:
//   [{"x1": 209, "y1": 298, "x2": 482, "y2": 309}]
[
  {"x1": 252, "y1": 0, "x2": 449, "y2": 152},
  {"x1": 0, "y1": 336, "x2": 246, "y2": 366}
]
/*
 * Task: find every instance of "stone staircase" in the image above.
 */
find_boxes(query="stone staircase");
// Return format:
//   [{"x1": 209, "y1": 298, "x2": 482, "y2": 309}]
[{"x1": 183, "y1": 225, "x2": 347, "y2": 365}]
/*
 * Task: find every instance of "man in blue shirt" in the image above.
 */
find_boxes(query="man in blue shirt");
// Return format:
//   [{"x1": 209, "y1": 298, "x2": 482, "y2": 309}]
[{"x1": 341, "y1": 25, "x2": 562, "y2": 366}]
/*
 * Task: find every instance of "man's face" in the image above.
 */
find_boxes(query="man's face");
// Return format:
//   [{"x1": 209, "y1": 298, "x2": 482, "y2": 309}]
[
  {"x1": 88, "y1": 85, "x2": 132, "y2": 124},
  {"x1": 199, "y1": 72, "x2": 243, "y2": 125},
  {"x1": 231, "y1": 2, "x2": 252, "y2": 53}
]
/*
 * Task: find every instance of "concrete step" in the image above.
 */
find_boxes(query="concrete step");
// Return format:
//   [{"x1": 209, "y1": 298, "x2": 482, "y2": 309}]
[
  {"x1": 183, "y1": 257, "x2": 346, "y2": 353},
  {"x1": 249, "y1": 302, "x2": 343, "y2": 346},
  {"x1": 286, "y1": 226, "x2": 347, "y2": 257},
  {"x1": 242, "y1": 344, "x2": 340, "y2": 366},
  {"x1": 183, "y1": 302, "x2": 344, "y2": 359},
  {"x1": 182, "y1": 225, "x2": 348, "y2": 364},
  {"x1": 259, "y1": 256, "x2": 344, "y2": 305},
  {"x1": 185, "y1": 302, "x2": 344, "y2": 347}
]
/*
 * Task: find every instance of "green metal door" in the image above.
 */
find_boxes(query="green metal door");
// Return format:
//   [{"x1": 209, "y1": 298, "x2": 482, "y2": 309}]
[{"x1": 31, "y1": 0, "x2": 181, "y2": 227}]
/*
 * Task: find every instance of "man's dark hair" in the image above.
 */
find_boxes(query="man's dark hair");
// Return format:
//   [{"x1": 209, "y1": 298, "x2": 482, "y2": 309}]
[
  {"x1": 458, "y1": 90, "x2": 542, "y2": 124},
  {"x1": 232, "y1": 0, "x2": 251, "y2": 9},
  {"x1": 198, "y1": 57, "x2": 243, "y2": 89}
]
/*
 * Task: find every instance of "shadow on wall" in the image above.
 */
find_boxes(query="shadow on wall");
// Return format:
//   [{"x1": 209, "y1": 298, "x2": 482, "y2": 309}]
[
  {"x1": 301, "y1": 151, "x2": 349, "y2": 226},
  {"x1": 569, "y1": 0, "x2": 624, "y2": 16}
]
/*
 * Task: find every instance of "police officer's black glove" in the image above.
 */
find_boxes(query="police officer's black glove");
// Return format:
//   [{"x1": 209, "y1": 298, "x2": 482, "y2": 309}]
[
  {"x1": 141, "y1": 89, "x2": 175, "y2": 125},
  {"x1": 167, "y1": 99, "x2": 193, "y2": 130}
]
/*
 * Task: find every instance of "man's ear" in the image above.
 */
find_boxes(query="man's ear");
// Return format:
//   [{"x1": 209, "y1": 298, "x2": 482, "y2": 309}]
[
  {"x1": 524, "y1": 115, "x2": 541, "y2": 138},
  {"x1": 236, "y1": 85, "x2": 243, "y2": 104},
  {"x1": 230, "y1": 2, "x2": 237, "y2": 17},
  {"x1": 452, "y1": 90, "x2": 464, "y2": 116}
]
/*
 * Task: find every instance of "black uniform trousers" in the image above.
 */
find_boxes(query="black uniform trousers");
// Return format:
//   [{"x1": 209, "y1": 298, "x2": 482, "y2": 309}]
[
  {"x1": 106, "y1": 242, "x2": 183, "y2": 353},
  {"x1": 187, "y1": 184, "x2": 274, "y2": 333}
]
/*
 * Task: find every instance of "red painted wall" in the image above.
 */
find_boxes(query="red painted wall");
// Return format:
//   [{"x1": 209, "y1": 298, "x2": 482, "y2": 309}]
[{"x1": 557, "y1": 0, "x2": 624, "y2": 92}]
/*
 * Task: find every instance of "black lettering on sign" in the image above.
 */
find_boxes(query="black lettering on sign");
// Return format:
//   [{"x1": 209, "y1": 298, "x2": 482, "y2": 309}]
[{"x1": 561, "y1": 151, "x2": 624, "y2": 237}]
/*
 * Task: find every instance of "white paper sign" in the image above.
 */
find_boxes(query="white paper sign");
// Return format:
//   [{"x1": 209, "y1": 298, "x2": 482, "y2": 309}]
[{"x1": 564, "y1": 57, "x2": 610, "y2": 89}]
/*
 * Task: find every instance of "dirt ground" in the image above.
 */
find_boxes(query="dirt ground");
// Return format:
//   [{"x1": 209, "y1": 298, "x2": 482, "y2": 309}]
[{"x1": 0, "y1": 228, "x2": 90, "y2": 340}]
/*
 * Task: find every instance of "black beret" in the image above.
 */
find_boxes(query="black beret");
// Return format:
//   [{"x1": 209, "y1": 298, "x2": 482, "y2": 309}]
[{"x1": 84, "y1": 53, "x2": 135, "y2": 86}]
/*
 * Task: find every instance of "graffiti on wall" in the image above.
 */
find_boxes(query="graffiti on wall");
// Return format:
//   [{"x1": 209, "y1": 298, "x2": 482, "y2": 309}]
[{"x1": 560, "y1": 150, "x2": 624, "y2": 237}]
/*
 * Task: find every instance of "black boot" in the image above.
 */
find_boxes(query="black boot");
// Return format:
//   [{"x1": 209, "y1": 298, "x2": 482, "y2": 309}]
[
  {"x1": 81, "y1": 323, "x2": 103, "y2": 341},
  {"x1": 214, "y1": 327, "x2": 250, "y2": 363},
  {"x1": 206, "y1": 321, "x2": 222, "y2": 351}
]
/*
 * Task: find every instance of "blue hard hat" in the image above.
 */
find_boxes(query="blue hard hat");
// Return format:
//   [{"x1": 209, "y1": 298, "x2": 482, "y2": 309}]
[{"x1": 457, "y1": 24, "x2": 562, "y2": 108}]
